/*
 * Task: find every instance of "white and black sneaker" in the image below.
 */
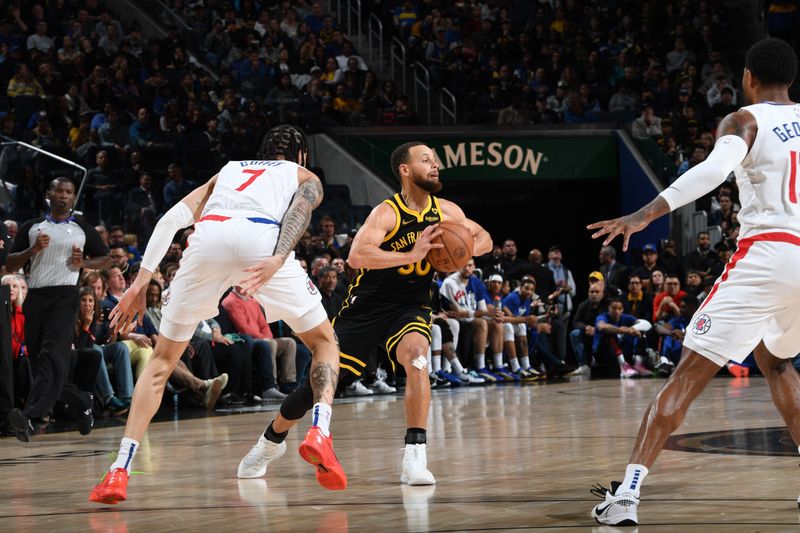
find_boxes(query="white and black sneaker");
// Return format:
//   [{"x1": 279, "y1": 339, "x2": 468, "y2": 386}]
[{"x1": 590, "y1": 481, "x2": 639, "y2": 526}]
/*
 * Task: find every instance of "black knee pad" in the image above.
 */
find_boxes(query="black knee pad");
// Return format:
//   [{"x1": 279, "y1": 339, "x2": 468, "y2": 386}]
[{"x1": 279, "y1": 378, "x2": 314, "y2": 420}]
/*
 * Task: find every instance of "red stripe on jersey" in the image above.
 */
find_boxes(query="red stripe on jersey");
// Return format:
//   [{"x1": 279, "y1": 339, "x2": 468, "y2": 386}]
[
  {"x1": 699, "y1": 231, "x2": 800, "y2": 310},
  {"x1": 790, "y1": 151, "x2": 798, "y2": 204},
  {"x1": 197, "y1": 214, "x2": 231, "y2": 222}
]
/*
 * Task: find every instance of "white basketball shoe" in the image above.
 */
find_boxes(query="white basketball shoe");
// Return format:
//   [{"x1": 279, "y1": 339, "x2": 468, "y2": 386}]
[
  {"x1": 590, "y1": 481, "x2": 639, "y2": 526},
  {"x1": 237, "y1": 435, "x2": 287, "y2": 478},
  {"x1": 400, "y1": 443, "x2": 436, "y2": 485}
]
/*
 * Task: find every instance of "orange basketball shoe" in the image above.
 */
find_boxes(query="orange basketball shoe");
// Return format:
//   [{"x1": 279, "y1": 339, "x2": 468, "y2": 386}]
[
  {"x1": 89, "y1": 468, "x2": 129, "y2": 504},
  {"x1": 298, "y1": 426, "x2": 347, "y2": 490}
]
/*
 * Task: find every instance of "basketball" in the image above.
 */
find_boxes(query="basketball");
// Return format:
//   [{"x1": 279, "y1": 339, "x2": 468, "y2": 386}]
[{"x1": 426, "y1": 221, "x2": 474, "y2": 272}]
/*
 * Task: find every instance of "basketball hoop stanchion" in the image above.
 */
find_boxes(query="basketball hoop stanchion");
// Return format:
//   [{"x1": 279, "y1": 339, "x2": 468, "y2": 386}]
[{"x1": 0, "y1": 134, "x2": 88, "y2": 215}]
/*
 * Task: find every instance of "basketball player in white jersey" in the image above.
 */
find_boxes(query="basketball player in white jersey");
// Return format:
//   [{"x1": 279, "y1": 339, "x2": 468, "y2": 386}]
[
  {"x1": 89, "y1": 126, "x2": 346, "y2": 504},
  {"x1": 587, "y1": 38, "x2": 800, "y2": 526}
]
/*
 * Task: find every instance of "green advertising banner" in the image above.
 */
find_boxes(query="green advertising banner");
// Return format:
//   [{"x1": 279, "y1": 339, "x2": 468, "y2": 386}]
[{"x1": 341, "y1": 135, "x2": 617, "y2": 181}]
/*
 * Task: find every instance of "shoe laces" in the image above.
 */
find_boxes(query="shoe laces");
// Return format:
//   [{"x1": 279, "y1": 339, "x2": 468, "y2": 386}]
[{"x1": 590, "y1": 483, "x2": 610, "y2": 499}]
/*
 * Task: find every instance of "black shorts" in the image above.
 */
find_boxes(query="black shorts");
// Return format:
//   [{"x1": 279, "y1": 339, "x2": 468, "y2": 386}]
[{"x1": 333, "y1": 297, "x2": 432, "y2": 383}]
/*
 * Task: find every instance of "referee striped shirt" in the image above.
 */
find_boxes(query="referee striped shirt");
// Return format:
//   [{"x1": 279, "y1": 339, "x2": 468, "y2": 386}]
[{"x1": 10, "y1": 216, "x2": 108, "y2": 288}]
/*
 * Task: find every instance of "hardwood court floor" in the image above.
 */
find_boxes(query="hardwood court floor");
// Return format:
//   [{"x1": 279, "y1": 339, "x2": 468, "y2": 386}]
[{"x1": 2, "y1": 377, "x2": 800, "y2": 532}]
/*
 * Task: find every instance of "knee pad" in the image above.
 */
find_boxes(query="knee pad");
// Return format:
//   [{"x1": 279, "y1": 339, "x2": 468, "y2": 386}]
[
  {"x1": 279, "y1": 378, "x2": 314, "y2": 421},
  {"x1": 503, "y1": 323, "x2": 515, "y2": 342}
]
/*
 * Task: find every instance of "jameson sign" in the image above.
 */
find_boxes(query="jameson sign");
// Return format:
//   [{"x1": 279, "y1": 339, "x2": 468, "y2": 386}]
[{"x1": 344, "y1": 136, "x2": 617, "y2": 181}]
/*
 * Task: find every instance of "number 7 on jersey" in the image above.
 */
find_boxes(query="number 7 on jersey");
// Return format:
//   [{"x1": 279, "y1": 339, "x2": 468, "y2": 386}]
[{"x1": 236, "y1": 169, "x2": 266, "y2": 191}]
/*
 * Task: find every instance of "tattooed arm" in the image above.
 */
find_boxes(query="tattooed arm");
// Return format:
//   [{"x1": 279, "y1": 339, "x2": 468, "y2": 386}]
[
  {"x1": 240, "y1": 168, "x2": 323, "y2": 294},
  {"x1": 274, "y1": 169, "x2": 323, "y2": 259}
]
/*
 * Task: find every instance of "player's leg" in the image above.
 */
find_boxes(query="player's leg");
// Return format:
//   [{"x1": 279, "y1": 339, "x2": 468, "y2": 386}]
[
  {"x1": 393, "y1": 330, "x2": 436, "y2": 485},
  {"x1": 89, "y1": 333, "x2": 192, "y2": 504},
  {"x1": 753, "y1": 341, "x2": 800, "y2": 442},
  {"x1": 486, "y1": 319, "x2": 516, "y2": 381},
  {"x1": 591, "y1": 348, "x2": 720, "y2": 525}
]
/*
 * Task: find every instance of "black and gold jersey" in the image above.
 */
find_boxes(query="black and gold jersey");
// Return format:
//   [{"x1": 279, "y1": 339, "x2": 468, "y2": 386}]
[{"x1": 341, "y1": 192, "x2": 443, "y2": 307}]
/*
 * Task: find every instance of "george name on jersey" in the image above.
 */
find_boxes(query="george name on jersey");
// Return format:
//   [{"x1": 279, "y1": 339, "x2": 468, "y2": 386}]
[
  {"x1": 772, "y1": 122, "x2": 800, "y2": 142},
  {"x1": 390, "y1": 230, "x2": 421, "y2": 252}
]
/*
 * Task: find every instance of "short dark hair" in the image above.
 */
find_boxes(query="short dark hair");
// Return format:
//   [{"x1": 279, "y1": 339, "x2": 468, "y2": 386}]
[
  {"x1": 48, "y1": 176, "x2": 75, "y2": 191},
  {"x1": 109, "y1": 243, "x2": 127, "y2": 251},
  {"x1": 390, "y1": 141, "x2": 426, "y2": 180},
  {"x1": 607, "y1": 297, "x2": 623, "y2": 307},
  {"x1": 745, "y1": 38, "x2": 798, "y2": 86},
  {"x1": 697, "y1": 231, "x2": 709, "y2": 238},
  {"x1": 318, "y1": 266, "x2": 337, "y2": 278}
]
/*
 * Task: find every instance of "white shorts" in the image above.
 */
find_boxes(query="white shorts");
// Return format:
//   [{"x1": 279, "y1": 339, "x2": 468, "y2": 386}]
[
  {"x1": 684, "y1": 232, "x2": 800, "y2": 366},
  {"x1": 160, "y1": 217, "x2": 326, "y2": 341},
  {"x1": 503, "y1": 322, "x2": 527, "y2": 341}
]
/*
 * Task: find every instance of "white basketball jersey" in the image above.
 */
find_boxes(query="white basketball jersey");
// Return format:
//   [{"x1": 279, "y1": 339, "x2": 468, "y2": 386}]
[
  {"x1": 735, "y1": 102, "x2": 800, "y2": 238},
  {"x1": 202, "y1": 160, "x2": 300, "y2": 222}
]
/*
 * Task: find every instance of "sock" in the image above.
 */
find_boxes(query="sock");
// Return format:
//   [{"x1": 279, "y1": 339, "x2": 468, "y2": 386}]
[
  {"x1": 432, "y1": 355, "x2": 442, "y2": 373},
  {"x1": 620, "y1": 464, "x2": 648, "y2": 495},
  {"x1": 476, "y1": 353, "x2": 486, "y2": 369},
  {"x1": 264, "y1": 420, "x2": 289, "y2": 443},
  {"x1": 311, "y1": 402, "x2": 332, "y2": 437},
  {"x1": 492, "y1": 353, "x2": 504, "y2": 369},
  {"x1": 443, "y1": 358, "x2": 452, "y2": 372},
  {"x1": 405, "y1": 427, "x2": 426, "y2": 445},
  {"x1": 509, "y1": 358, "x2": 520, "y2": 372},
  {"x1": 450, "y1": 357, "x2": 465, "y2": 375},
  {"x1": 634, "y1": 355, "x2": 644, "y2": 365},
  {"x1": 520, "y1": 356, "x2": 530, "y2": 369},
  {"x1": 110, "y1": 437, "x2": 139, "y2": 474},
  {"x1": 617, "y1": 354, "x2": 626, "y2": 366}
]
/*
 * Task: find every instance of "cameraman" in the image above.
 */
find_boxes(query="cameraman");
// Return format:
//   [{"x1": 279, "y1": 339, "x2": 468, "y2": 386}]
[{"x1": 5, "y1": 178, "x2": 110, "y2": 442}]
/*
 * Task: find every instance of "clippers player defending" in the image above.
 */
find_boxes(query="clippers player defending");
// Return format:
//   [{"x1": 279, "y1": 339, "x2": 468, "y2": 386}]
[
  {"x1": 588, "y1": 38, "x2": 800, "y2": 526},
  {"x1": 90, "y1": 126, "x2": 345, "y2": 504},
  {"x1": 237, "y1": 142, "x2": 492, "y2": 485}
]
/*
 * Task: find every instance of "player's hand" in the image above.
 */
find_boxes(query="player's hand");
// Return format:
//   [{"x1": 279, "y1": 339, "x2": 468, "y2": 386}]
[
  {"x1": 524, "y1": 315, "x2": 538, "y2": 327},
  {"x1": 213, "y1": 331, "x2": 233, "y2": 346},
  {"x1": 410, "y1": 224, "x2": 443, "y2": 262},
  {"x1": 587, "y1": 210, "x2": 651, "y2": 252},
  {"x1": 674, "y1": 330, "x2": 685, "y2": 341},
  {"x1": 109, "y1": 283, "x2": 147, "y2": 336},
  {"x1": 537, "y1": 323, "x2": 552, "y2": 335},
  {"x1": 241, "y1": 255, "x2": 285, "y2": 296},
  {"x1": 585, "y1": 325, "x2": 595, "y2": 336},
  {"x1": 446, "y1": 309, "x2": 469, "y2": 319},
  {"x1": 32, "y1": 231, "x2": 50, "y2": 253},
  {"x1": 69, "y1": 245, "x2": 83, "y2": 269}
]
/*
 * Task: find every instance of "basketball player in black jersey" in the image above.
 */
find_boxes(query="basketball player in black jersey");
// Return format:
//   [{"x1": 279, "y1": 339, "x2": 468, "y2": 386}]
[{"x1": 237, "y1": 142, "x2": 492, "y2": 486}]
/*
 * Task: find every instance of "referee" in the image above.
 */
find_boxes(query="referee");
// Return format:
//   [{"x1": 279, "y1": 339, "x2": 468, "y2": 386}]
[{"x1": 6, "y1": 177, "x2": 111, "y2": 442}]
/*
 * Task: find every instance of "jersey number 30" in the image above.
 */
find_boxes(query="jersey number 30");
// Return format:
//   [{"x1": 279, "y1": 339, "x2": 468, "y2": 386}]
[
  {"x1": 398, "y1": 259, "x2": 431, "y2": 276},
  {"x1": 236, "y1": 169, "x2": 266, "y2": 191}
]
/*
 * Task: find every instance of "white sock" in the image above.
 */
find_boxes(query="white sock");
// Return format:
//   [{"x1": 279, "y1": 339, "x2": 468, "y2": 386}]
[
  {"x1": 110, "y1": 437, "x2": 139, "y2": 473},
  {"x1": 620, "y1": 464, "x2": 648, "y2": 495},
  {"x1": 476, "y1": 354, "x2": 486, "y2": 369},
  {"x1": 432, "y1": 355, "x2": 442, "y2": 373},
  {"x1": 509, "y1": 358, "x2": 520, "y2": 372},
  {"x1": 634, "y1": 355, "x2": 644, "y2": 365},
  {"x1": 617, "y1": 354, "x2": 627, "y2": 366},
  {"x1": 520, "y1": 356, "x2": 530, "y2": 369},
  {"x1": 312, "y1": 402, "x2": 332, "y2": 437},
  {"x1": 493, "y1": 353, "x2": 504, "y2": 369},
  {"x1": 443, "y1": 358, "x2": 452, "y2": 372},
  {"x1": 450, "y1": 357, "x2": 465, "y2": 375}
]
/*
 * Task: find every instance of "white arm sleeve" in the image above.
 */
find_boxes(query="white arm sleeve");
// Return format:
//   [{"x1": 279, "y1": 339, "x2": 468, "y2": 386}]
[
  {"x1": 140, "y1": 201, "x2": 195, "y2": 273},
  {"x1": 658, "y1": 135, "x2": 749, "y2": 211}
]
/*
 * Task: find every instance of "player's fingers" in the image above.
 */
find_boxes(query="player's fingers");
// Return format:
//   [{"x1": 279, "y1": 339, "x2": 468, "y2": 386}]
[
  {"x1": 429, "y1": 242, "x2": 444, "y2": 249},
  {"x1": 591, "y1": 224, "x2": 615, "y2": 240},
  {"x1": 586, "y1": 219, "x2": 611, "y2": 230},
  {"x1": 602, "y1": 227, "x2": 623, "y2": 246},
  {"x1": 242, "y1": 265, "x2": 259, "y2": 273},
  {"x1": 622, "y1": 229, "x2": 633, "y2": 252}
]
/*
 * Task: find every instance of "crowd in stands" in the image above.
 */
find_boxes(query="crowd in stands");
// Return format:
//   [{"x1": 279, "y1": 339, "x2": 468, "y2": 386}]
[{"x1": 0, "y1": 0, "x2": 778, "y2": 439}]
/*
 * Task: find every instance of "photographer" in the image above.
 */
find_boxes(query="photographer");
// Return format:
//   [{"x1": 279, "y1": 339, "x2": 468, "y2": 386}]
[{"x1": 6, "y1": 178, "x2": 111, "y2": 442}]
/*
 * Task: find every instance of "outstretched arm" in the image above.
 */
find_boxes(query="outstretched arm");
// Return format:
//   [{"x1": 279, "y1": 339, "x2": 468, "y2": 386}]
[
  {"x1": 587, "y1": 109, "x2": 756, "y2": 251},
  {"x1": 240, "y1": 168, "x2": 323, "y2": 294}
]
